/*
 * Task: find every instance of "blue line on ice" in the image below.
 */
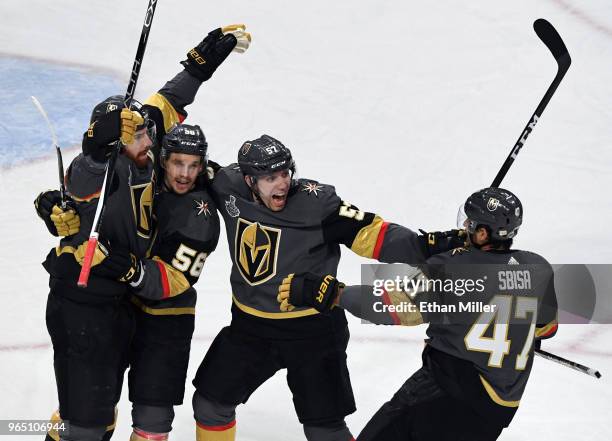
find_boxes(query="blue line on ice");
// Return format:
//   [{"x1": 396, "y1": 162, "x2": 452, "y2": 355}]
[{"x1": 0, "y1": 56, "x2": 123, "y2": 168}]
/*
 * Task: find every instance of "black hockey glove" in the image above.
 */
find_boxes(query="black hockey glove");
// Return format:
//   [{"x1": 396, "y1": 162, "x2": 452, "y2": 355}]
[
  {"x1": 34, "y1": 190, "x2": 79, "y2": 237},
  {"x1": 82, "y1": 108, "x2": 144, "y2": 161},
  {"x1": 277, "y1": 273, "x2": 344, "y2": 313},
  {"x1": 418, "y1": 228, "x2": 467, "y2": 258},
  {"x1": 74, "y1": 239, "x2": 144, "y2": 287},
  {"x1": 181, "y1": 25, "x2": 251, "y2": 82}
]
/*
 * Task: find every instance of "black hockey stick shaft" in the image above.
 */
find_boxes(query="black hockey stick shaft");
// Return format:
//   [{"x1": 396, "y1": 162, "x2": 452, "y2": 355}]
[
  {"x1": 535, "y1": 348, "x2": 601, "y2": 379},
  {"x1": 78, "y1": 0, "x2": 159, "y2": 287},
  {"x1": 491, "y1": 19, "x2": 571, "y2": 187}
]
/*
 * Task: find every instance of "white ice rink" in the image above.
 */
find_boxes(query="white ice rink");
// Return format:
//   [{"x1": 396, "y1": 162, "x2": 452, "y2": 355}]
[{"x1": 1, "y1": 1, "x2": 611, "y2": 439}]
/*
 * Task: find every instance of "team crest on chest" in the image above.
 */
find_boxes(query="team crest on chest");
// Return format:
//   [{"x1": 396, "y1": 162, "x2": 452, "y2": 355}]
[
  {"x1": 234, "y1": 218, "x2": 281, "y2": 285},
  {"x1": 130, "y1": 181, "x2": 154, "y2": 239}
]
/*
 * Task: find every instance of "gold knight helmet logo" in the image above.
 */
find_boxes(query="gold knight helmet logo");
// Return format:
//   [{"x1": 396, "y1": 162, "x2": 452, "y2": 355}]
[{"x1": 235, "y1": 218, "x2": 281, "y2": 285}]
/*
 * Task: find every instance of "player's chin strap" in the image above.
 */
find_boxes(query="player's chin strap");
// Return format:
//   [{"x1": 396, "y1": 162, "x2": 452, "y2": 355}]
[{"x1": 246, "y1": 175, "x2": 265, "y2": 206}]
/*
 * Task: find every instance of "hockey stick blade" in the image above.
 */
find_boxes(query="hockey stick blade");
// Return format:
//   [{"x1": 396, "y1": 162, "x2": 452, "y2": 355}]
[
  {"x1": 491, "y1": 19, "x2": 571, "y2": 187},
  {"x1": 534, "y1": 18, "x2": 571, "y2": 69},
  {"x1": 31, "y1": 96, "x2": 67, "y2": 208}
]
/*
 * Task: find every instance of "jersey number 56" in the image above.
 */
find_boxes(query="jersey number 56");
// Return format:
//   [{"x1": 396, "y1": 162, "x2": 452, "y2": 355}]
[{"x1": 172, "y1": 244, "x2": 208, "y2": 278}]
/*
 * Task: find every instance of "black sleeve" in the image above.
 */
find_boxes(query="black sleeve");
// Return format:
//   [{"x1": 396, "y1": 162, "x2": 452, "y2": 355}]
[{"x1": 158, "y1": 70, "x2": 204, "y2": 118}]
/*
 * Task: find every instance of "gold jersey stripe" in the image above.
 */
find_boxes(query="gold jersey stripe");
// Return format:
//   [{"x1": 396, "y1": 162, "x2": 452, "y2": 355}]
[
  {"x1": 144, "y1": 93, "x2": 182, "y2": 132},
  {"x1": 131, "y1": 296, "x2": 195, "y2": 316},
  {"x1": 152, "y1": 256, "x2": 191, "y2": 297},
  {"x1": 535, "y1": 319, "x2": 558, "y2": 338},
  {"x1": 479, "y1": 375, "x2": 520, "y2": 408},
  {"x1": 350, "y1": 215, "x2": 385, "y2": 258},
  {"x1": 386, "y1": 289, "x2": 424, "y2": 326},
  {"x1": 232, "y1": 294, "x2": 319, "y2": 319},
  {"x1": 55, "y1": 245, "x2": 77, "y2": 257}
]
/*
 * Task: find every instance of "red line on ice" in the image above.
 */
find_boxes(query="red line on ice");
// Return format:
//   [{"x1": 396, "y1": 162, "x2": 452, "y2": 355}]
[{"x1": 549, "y1": 0, "x2": 612, "y2": 39}]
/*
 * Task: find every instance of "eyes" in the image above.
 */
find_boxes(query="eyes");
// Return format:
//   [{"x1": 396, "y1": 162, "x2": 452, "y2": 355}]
[
  {"x1": 170, "y1": 159, "x2": 201, "y2": 172},
  {"x1": 263, "y1": 170, "x2": 290, "y2": 183},
  {"x1": 134, "y1": 132, "x2": 148, "y2": 142}
]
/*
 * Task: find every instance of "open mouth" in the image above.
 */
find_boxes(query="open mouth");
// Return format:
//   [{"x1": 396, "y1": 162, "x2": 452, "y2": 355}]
[
  {"x1": 271, "y1": 193, "x2": 287, "y2": 207},
  {"x1": 174, "y1": 179, "x2": 192, "y2": 191}
]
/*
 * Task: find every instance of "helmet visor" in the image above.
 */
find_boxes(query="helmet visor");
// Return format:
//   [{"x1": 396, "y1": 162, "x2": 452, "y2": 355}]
[
  {"x1": 136, "y1": 116, "x2": 157, "y2": 146},
  {"x1": 456, "y1": 203, "x2": 468, "y2": 229}
]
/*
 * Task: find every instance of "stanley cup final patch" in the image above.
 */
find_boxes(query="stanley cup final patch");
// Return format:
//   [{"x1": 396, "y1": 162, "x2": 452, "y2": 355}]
[
  {"x1": 234, "y1": 218, "x2": 281, "y2": 286},
  {"x1": 225, "y1": 195, "x2": 240, "y2": 217}
]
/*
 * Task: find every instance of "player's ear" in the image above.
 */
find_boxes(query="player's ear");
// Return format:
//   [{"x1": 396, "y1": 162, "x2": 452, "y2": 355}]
[
  {"x1": 475, "y1": 226, "x2": 489, "y2": 244},
  {"x1": 244, "y1": 175, "x2": 253, "y2": 189}
]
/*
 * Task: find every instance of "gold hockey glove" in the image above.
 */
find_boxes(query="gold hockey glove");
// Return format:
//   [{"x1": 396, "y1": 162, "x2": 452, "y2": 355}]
[
  {"x1": 83, "y1": 108, "x2": 144, "y2": 161},
  {"x1": 50, "y1": 206, "x2": 80, "y2": 236},
  {"x1": 278, "y1": 273, "x2": 344, "y2": 313},
  {"x1": 181, "y1": 24, "x2": 251, "y2": 82},
  {"x1": 34, "y1": 190, "x2": 79, "y2": 237},
  {"x1": 74, "y1": 240, "x2": 144, "y2": 286},
  {"x1": 119, "y1": 108, "x2": 145, "y2": 145}
]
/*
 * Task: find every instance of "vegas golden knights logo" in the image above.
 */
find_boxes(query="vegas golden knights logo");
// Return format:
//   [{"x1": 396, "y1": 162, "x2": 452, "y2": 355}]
[
  {"x1": 131, "y1": 182, "x2": 154, "y2": 239},
  {"x1": 235, "y1": 218, "x2": 281, "y2": 285}
]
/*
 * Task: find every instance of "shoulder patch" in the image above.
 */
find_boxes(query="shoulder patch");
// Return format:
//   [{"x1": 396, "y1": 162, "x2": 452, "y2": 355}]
[
  {"x1": 301, "y1": 181, "x2": 324, "y2": 196},
  {"x1": 194, "y1": 199, "x2": 211, "y2": 217},
  {"x1": 451, "y1": 246, "x2": 470, "y2": 256},
  {"x1": 225, "y1": 195, "x2": 240, "y2": 217}
]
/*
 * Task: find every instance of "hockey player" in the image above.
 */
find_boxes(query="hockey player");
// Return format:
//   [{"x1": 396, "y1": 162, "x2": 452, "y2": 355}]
[
  {"x1": 125, "y1": 124, "x2": 220, "y2": 441},
  {"x1": 190, "y1": 134, "x2": 465, "y2": 441},
  {"x1": 278, "y1": 187, "x2": 559, "y2": 441},
  {"x1": 35, "y1": 26, "x2": 250, "y2": 441}
]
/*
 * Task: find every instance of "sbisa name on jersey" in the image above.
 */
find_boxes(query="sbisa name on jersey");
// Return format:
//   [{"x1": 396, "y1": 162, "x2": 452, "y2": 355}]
[{"x1": 498, "y1": 270, "x2": 531, "y2": 290}]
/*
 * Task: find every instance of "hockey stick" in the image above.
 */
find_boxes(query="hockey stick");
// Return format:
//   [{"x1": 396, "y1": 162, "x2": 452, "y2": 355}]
[
  {"x1": 491, "y1": 18, "x2": 571, "y2": 187},
  {"x1": 496, "y1": 20, "x2": 599, "y2": 378},
  {"x1": 535, "y1": 348, "x2": 601, "y2": 379},
  {"x1": 488, "y1": 21, "x2": 601, "y2": 378},
  {"x1": 31, "y1": 96, "x2": 67, "y2": 209},
  {"x1": 78, "y1": 0, "x2": 159, "y2": 287}
]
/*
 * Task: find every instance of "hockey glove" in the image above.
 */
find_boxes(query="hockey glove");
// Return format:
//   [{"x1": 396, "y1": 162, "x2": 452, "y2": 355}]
[
  {"x1": 181, "y1": 24, "x2": 251, "y2": 82},
  {"x1": 34, "y1": 190, "x2": 79, "y2": 237},
  {"x1": 418, "y1": 228, "x2": 467, "y2": 258},
  {"x1": 83, "y1": 108, "x2": 144, "y2": 161},
  {"x1": 74, "y1": 239, "x2": 145, "y2": 287},
  {"x1": 277, "y1": 273, "x2": 344, "y2": 313}
]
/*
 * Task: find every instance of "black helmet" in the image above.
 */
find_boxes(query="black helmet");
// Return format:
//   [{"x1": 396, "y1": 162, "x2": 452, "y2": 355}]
[
  {"x1": 161, "y1": 124, "x2": 208, "y2": 164},
  {"x1": 464, "y1": 187, "x2": 523, "y2": 240},
  {"x1": 90, "y1": 95, "x2": 144, "y2": 124},
  {"x1": 90, "y1": 95, "x2": 155, "y2": 142},
  {"x1": 237, "y1": 134, "x2": 295, "y2": 177}
]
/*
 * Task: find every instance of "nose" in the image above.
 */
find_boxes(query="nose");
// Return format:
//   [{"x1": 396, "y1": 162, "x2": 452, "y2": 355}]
[{"x1": 144, "y1": 133, "x2": 153, "y2": 147}]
